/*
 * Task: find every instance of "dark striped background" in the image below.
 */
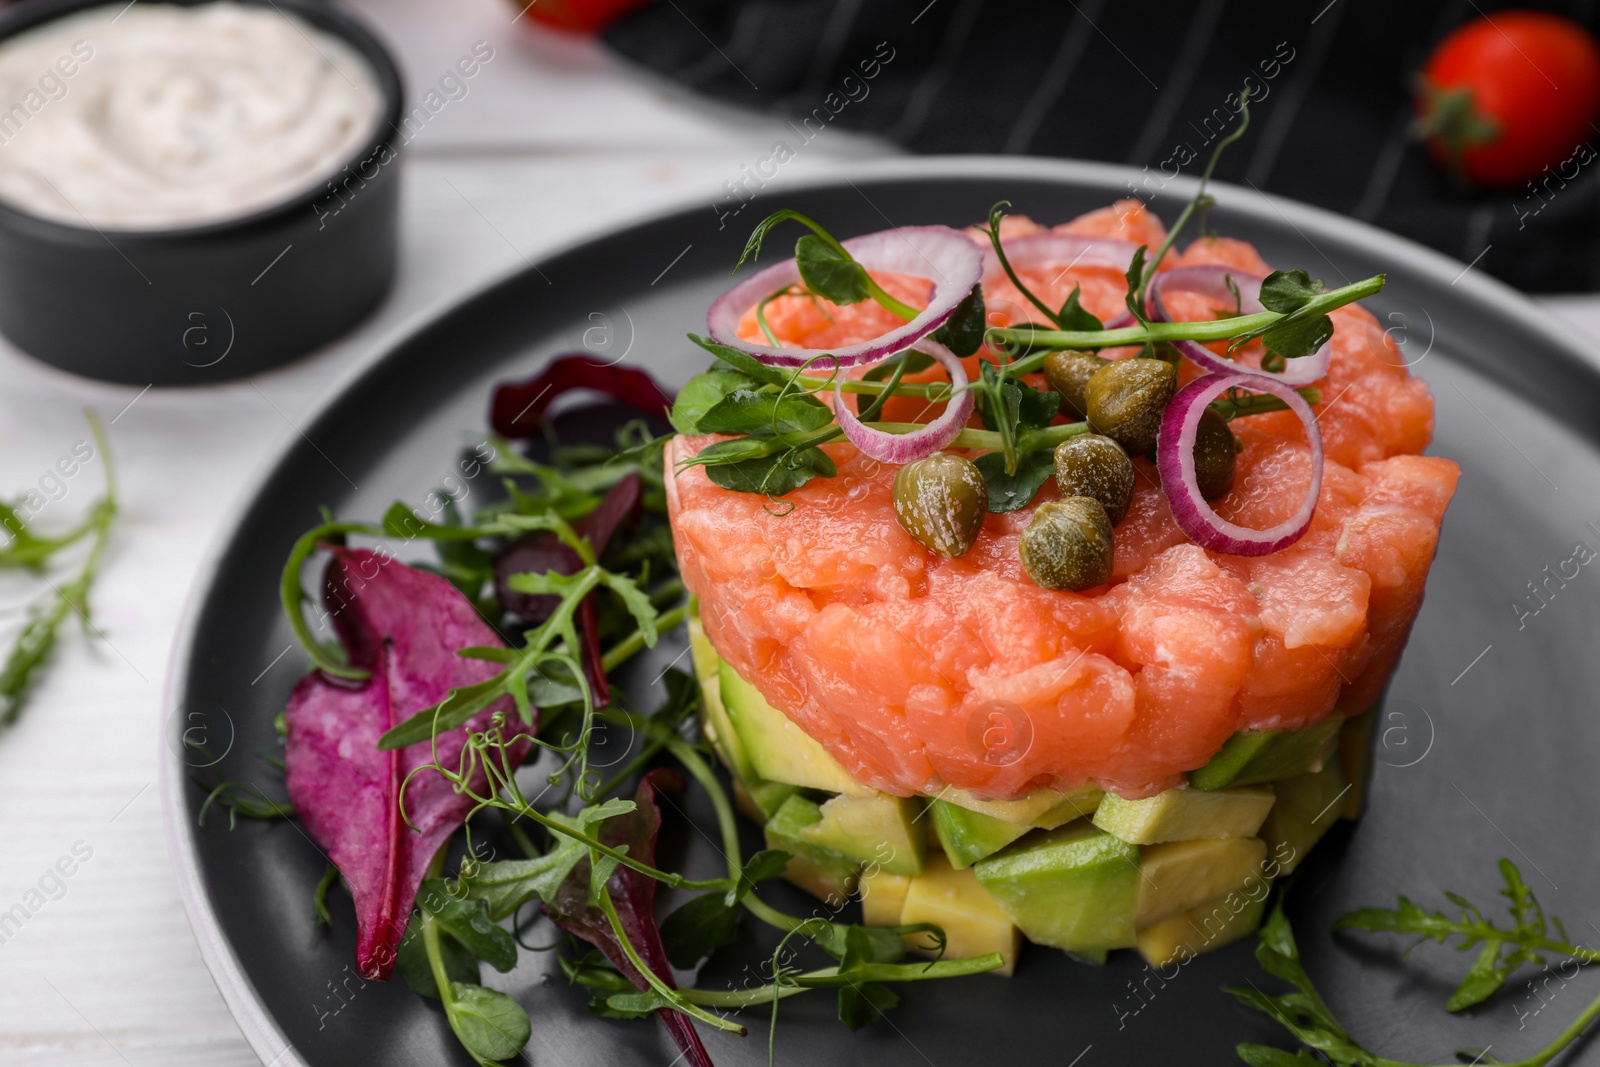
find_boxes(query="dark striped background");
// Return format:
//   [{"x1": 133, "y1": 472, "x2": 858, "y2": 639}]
[{"x1": 606, "y1": 0, "x2": 1600, "y2": 292}]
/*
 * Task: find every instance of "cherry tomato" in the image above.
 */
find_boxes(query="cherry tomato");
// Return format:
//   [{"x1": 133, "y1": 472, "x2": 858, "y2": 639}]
[
  {"x1": 1416, "y1": 10, "x2": 1600, "y2": 188},
  {"x1": 513, "y1": 0, "x2": 650, "y2": 34}
]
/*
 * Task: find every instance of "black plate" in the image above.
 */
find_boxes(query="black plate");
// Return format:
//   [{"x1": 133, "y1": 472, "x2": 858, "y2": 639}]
[{"x1": 163, "y1": 159, "x2": 1600, "y2": 1067}]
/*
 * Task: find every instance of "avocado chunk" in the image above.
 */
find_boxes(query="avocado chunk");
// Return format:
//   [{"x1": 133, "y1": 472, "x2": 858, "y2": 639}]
[
  {"x1": 1188, "y1": 717, "x2": 1345, "y2": 791},
  {"x1": 718, "y1": 659, "x2": 872, "y2": 796},
  {"x1": 859, "y1": 866, "x2": 912, "y2": 927},
  {"x1": 931, "y1": 799, "x2": 1032, "y2": 869},
  {"x1": 764, "y1": 795, "x2": 861, "y2": 904},
  {"x1": 688, "y1": 607, "x2": 759, "y2": 785},
  {"x1": 1135, "y1": 837, "x2": 1269, "y2": 927},
  {"x1": 939, "y1": 785, "x2": 1103, "y2": 828},
  {"x1": 901, "y1": 852, "x2": 1021, "y2": 975},
  {"x1": 1260, "y1": 757, "x2": 1349, "y2": 876},
  {"x1": 1337, "y1": 706, "x2": 1377, "y2": 820},
  {"x1": 731, "y1": 779, "x2": 801, "y2": 824},
  {"x1": 1136, "y1": 893, "x2": 1268, "y2": 967},
  {"x1": 974, "y1": 822, "x2": 1139, "y2": 953},
  {"x1": 1093, "y1": 785, "x2": 1275, "y2": 845},
  {"x1": 805, "y1": 794, "x2": 926, "y2": 877}
]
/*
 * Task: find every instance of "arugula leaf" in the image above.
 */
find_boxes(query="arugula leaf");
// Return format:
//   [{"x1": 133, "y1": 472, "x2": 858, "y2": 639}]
[
  {"x1": 974, "y1": 448, "x2": 1054, "y2": 513},
  {"x1": 1226, "y1": 899, "x2": 1372, "y2": 1067},
  {"x1": 398, "y1": 924, "x2": 477, "y2": 999},
  {"x1": 670, "y1": 368, "x2": 756, "y2": 434},
  {"x1": 418, "y1": 878, "x2": 518, "y2": 972},
  {"x1": 696, "y1": 388, "x2": 834, "y2": 436},
  {"x1": 1240, "y1": 861, "x2": 1600, "y2": 1067},
  {"x1": 1, "y1": 412, "x2": 116, "y2": 726},
  {"x1": 795, "y1": 234, "x2": 871, "y2": 306},
  {"x1": 1057, "y1": 286, "x2": 1103, "y2": 333},
  {"x1": 933, "y1": 284, "x2": 986, "y2": 356},
  {"x1": 1335, "y1": 858, "x2": 1571, "y2": 1012},
  {"x1": 456, "y1": 798, "x2": 638, "y2": 920},
  {"x1": 705, "y1": 447, "x2": 836, "y2": 497}
]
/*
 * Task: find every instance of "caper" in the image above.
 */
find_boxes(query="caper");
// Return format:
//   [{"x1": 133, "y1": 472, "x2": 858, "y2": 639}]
[
  {"x1": 1043, "y1": 351, "x2": 1109, "y2": 419},
  {"x1": 1192, "y1": 409, "x2": 1240, "y2": 501},
  {"x1": 1053, "y1": 433, "x2": 1135, "y2": 526},
  {"x1": 1019, "y1": 497, "x2": 1114, "y2": 591},
  {"x1": 1085, "y1": 357, "x2": 1178, "y2": 456},
  {"x1": 893, "y1": 453, "x2": 988, "y2": 558}
]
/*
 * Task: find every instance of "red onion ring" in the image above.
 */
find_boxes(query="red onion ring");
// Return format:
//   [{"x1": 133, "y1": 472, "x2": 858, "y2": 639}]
[
  {"x1": 1156, "y1": 372, "x2": 1323, "y2": 556},
  {"x1": 833, "y1": 339, "x2": 973, "y2": 463},
  {"x1": 980, "y1": 232, "x2": 1142, "y2": 282},
  {"x1": 706, "y1": 226, "x2": 983, "y2": 368},
  {"x1": 1149, "y1": 266, "x2": 1331, "y2": 386}
]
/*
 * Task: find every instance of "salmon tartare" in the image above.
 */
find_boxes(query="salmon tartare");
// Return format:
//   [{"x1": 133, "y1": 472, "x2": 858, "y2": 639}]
[{"x1": 665, "y1": 199, "x2": 1458, "y2": 970}]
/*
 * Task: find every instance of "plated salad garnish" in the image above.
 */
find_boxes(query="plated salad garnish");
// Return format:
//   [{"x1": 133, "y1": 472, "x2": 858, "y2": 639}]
[{"x1": 202, "y1": 97, "x2": 1600, "y2": 1067}]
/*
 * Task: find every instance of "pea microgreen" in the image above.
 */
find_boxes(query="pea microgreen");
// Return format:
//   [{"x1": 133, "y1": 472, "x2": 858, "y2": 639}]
[{"x1": 736, "y1": 210, "x2": 920, "y2": 320}]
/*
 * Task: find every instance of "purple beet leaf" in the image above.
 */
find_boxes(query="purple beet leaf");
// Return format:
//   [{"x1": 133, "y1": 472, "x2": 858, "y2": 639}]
[
  {"x1": 490, "y1": 354, "x2": 673, "y2": 439},
  {"x1": 494, "y1": 471, "x2": 642, "y2": 706},
  {"x1": 284, "y1": 547, "x2": 527, "y2": 981},
  {"x1": 545, "y1": 769, "x2": 713, "y2": 1067}
]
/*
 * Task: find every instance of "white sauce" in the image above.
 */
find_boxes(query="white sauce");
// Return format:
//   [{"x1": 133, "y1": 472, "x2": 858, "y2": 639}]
[{"x1": 0, "y1": 2, "x2": 384, "y2": 230}]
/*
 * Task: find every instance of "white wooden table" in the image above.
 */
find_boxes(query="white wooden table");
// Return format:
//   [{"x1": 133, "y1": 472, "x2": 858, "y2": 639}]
[{"x1": 0, "y1": 2, "x2": 1593, "y2": 1064}]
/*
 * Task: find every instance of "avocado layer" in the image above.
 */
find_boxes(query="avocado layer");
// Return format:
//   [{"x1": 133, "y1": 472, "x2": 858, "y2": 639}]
[
  {"x1": 1188, "y1": 717, "x2": 1345, "y2": 791},
  {"x1": 1337, "y1": 706, "x2": 1377, "y2": 820},
  {"x1": 859, "y1": 865, "x2": 912, "y2": 927},
  {"x1": 1093, "y1": 785, "x2": 1274, "y2": 845},
  {"x1": 808, "y1": 793, "x2": 926, "y2": 877},
  {"x1": 1136, "y1": 892, "x2": 1268, "y2": 967},
  {"x1": 900, "y1": 852, "x2": 1021, "y2": 975},
  {"x1": 975, "y1": 822, "x2": 1140, "y2": 953},
  {"x1": 931, "y1": 799, "x2": 1033, "y2": 869},
  {"x1": 1260, "y1": 757, "x2": 1349, "y2": 876},
  {"x1": 1136, "y1": 837, "x2": 1269, "y2": 927},
  {"x1": 718, "y1": 659, "x2": 873, "y2": 796},
  {"x1": 688, "y1": 607, "x2": 758, "y2": 785},
  {"x1": 939, "y1": 785, "x2": 1102, "y2": 827},
  {"x1": 763, "y1": 795, "x2": 861, "y2": 903}
]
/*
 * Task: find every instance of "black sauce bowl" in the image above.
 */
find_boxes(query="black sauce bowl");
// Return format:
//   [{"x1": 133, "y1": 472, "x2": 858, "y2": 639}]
[{"x1": 0, "y1": 0, "x2": 404, "y2": 385}]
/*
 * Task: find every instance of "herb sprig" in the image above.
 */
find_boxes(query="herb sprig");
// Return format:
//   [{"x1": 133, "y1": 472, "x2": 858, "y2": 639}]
[
  {"x1": 0, "y1": 411, "x2": 117, "y2": 726},
  {"x1": 1234, "y1": 861, "x2": 1600, "y2": 1067}
]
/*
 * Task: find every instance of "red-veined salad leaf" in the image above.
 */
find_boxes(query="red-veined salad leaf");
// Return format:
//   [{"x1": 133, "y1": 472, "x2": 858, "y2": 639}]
[
  {"x1": 283, "y1": 547, "x2": 527, "y2": 981},
  {"x1": 490, "y1": 355, "x2": 673, "y2": 439},
  {"x1": 494, "y1": 471, "x2": 642, "y2": 706},
  {"x1": 545, "y1": 769, "x2": 712, "y2": 1067}
]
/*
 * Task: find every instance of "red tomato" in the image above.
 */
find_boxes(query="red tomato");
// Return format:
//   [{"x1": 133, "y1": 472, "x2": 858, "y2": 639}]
[
  {"x1": 1416, "y1": 10, "x2": 1600, "y2": 188},
  {"x1": 513, "y1": 0, "x2": 650, "y2": 34}
]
